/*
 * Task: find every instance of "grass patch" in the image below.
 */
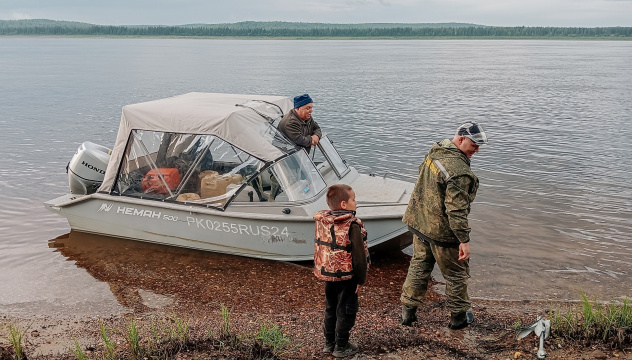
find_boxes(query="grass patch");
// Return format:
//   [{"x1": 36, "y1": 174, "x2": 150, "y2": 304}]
[
  {"x1": 0, "y1": 306, "x2": 294, "y2": 359},
  {"x1": 99, "y1": 320, "x2": 116, "y2": 360},
  {"x1": 4, "y1": 322, "x2": 29, "y2": 360},
  {"x1": 512, "y1": 315, "x2": 522, "y2": 331},
  {"x1": 167, "y1": 315, "x2": 189, "y2": 345},
  {"x1": 549, "y1": 294, "x2": 632, "y2": 348},
  {"x1": 220, "y1": 303, "x2": 232, "y2": 339},
  {"x1": 254, "y1": 321, "x2": 292, "y2": 358},
  {"x1": 125, "y1": 318, "x2": 143, "y2": 359},
  {"x1": 67, "y1": 306, "x2": 292, "y2": 359},
  {"x1": 73, "y1": 339, "x2": 90, "y2": 360}
]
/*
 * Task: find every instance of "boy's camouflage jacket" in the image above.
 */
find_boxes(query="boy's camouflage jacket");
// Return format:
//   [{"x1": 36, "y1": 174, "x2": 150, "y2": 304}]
[{"x1": 313, "y1": 210, "x2": 369, "y2": 282}]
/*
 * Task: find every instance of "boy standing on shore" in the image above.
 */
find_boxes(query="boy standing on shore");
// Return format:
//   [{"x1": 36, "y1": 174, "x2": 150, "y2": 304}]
[{"x1": 313, "y1": 184, "x2": 370, "y2": 358}]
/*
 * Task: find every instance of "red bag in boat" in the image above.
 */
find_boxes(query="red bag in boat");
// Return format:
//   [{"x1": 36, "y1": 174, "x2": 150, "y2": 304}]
[{"x1": 141, "y1": 168, "x2": 181, "y2": 194}]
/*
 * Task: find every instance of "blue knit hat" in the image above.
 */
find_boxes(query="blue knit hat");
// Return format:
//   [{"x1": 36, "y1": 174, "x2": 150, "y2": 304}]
[{"x1": 293, "y1": 94, "x2": 313, "y2": 109}]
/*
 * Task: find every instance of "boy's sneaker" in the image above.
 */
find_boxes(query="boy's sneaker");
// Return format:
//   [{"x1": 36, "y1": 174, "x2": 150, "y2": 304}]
[
  {"x1": 323, "y1": 342, "x2": 335, "y2": 354},
  {"x1": 332, "y1": 342, "x2": 358, "y2": 358}
]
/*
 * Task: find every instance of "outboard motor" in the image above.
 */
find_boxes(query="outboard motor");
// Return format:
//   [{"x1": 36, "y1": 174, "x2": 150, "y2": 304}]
[{"x1": 67, "y1": 141, "x2": 112, "y2": 194}]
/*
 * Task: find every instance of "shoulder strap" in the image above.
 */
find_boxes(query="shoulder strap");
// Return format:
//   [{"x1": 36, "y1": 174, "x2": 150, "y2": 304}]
[{"x1": 314, "y1": 224, "x2": 353, "y2": 252}]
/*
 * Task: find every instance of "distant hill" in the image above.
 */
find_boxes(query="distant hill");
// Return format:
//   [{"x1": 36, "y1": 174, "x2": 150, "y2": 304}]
[
  {"x1": 0, "y1": 19, "x2": 485, "y2": 29},
  {"x1": 0, "y1": 19, "x2": 94, "y2": 28},
  {"x1": 1, "y1": 19, "x2": 630, "y2": 38},
  {"x1": 177, "y1": 21, "x2": 486, "y2": 29}
]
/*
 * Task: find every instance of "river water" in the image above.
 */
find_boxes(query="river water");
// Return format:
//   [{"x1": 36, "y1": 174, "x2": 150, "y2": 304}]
[{"x1": 0, "y1": 38, "x2": 630, "y2": 317}]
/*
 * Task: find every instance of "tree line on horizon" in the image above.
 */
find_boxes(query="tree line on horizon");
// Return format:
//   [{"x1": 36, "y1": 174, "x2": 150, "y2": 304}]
[{"x1": 0, "y1": 21, "x2": 630, "y2": 38}]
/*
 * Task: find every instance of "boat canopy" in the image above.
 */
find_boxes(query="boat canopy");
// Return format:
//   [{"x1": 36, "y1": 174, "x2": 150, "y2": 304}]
[{"x1": 98, "y1": 92, "x2": 294, "y2": 193}]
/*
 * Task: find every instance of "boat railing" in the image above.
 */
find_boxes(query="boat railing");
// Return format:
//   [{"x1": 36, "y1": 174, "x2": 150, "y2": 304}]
[{"x1": 368, "y1": 171, "x2": 417, "y2": 182}]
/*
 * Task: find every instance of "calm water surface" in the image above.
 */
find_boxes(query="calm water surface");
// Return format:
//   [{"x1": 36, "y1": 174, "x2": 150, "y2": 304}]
[{"x1": 0, "y1": 38, "x2": 631, "y2": 316}]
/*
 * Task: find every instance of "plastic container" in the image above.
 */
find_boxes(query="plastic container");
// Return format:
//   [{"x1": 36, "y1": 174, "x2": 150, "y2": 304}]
[{"x1": 141, "y1": 168, "x2": 181, "y2": 194}]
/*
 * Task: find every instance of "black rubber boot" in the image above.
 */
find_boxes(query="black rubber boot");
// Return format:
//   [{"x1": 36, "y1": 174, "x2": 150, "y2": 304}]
[
  {"x1": 400, "y1": 305, "x2": 418, "y2": 326},
  {"x1": 332, "y1": 342, "x2": 358, "y2": 358},
  {"x1": 448, "y1": 310, "x2": 474, "y2": 330}
]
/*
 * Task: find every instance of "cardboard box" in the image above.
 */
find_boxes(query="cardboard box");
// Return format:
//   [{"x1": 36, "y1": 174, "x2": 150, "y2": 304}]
[
  {"x1": 176, "y1": 193, "x2": 201, "y2": 202},
  {"x1": 198, "y1": 170, "x2": 219, "y2": 180},
  {"x1": 200, "y1": 173, "x2": 244, "y2": 199}
]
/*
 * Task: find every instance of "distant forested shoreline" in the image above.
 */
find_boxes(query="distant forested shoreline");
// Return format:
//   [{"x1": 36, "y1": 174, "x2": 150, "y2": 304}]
[{"x1": 1, "y1": 19, "x2": 630, "y2": 38}]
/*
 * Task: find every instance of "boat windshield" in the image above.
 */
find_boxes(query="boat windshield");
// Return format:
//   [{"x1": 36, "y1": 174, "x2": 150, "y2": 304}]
[
  {"x1": 243, "y1": 150, "x2": 327, "y2": 203},
  {"x1": 112, "y1": 129, "x2": 326, "y2": 208},
  {"x1": 312, "y1": 134, "x2": 350, "y2": 178}
]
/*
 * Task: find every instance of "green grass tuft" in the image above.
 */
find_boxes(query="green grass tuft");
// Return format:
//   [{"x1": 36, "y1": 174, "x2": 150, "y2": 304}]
[
  {"x1": 220, "y1": 303, "x2": 231, "y2": 339},
  {"x1": 99, "y1": 320, "x2": 116, "y2": 360},
  {"x1": 549, "y1": 294, "x2": 632, "y2": 348},
  {"x1": 512, "y1": 315, "x2": 522, "y2": 331},
  {"x1": 5, "y1": 322, "x2": 28, "y2": 360},
  {"x1": 255, "y1": 321, "x2": 292, "y2": 357},
  {"x1": 125, "y1": 318, "x2": 142, "y2": 359},
  {"x1": 73, "y1": 338, "x2": 90, "y2": 360}
]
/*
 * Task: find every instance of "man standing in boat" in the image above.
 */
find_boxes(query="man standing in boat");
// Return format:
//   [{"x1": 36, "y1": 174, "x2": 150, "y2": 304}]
[
  {"x1": 400, "y1": 121, "x2": 488, "y2": 330},
  {"x1": 278, "y1": 93, "x2": 322, "y2": 154}
]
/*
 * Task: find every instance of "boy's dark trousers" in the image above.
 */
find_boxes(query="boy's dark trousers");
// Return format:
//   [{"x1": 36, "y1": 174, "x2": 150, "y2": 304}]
[{"x1": 323, "y1": 279, "x2": 359, "y2": 347}]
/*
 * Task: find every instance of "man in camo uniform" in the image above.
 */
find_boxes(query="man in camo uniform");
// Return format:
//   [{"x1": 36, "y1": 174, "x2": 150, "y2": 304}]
[{"x1": 400, "y1": 121, "x2": 488, "y2": 330}]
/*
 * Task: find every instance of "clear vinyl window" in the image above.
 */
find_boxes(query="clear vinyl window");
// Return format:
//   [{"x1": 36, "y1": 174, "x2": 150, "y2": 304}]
[{"x1": 114, "y1": 130, "x2": 263, "y2": 208}]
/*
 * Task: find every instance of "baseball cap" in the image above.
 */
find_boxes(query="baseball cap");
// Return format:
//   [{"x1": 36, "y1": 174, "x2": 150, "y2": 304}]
[{"x1": 456, "y1": 121, "x2": 488, "y2": 145}]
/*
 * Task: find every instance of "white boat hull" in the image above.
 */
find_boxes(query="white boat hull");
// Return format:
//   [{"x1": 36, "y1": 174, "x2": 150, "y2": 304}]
[{"x1": 45, "y1": 191, "x2": 411, "y2": 261}]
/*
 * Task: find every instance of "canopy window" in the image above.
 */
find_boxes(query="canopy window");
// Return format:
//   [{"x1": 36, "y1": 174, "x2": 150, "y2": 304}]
[
  {"x1": 113, "y1": 129, "x2": 327, "y2": 208},
  {"x1": 114, "y1": 130, "x2": 264, "y2": 208}
]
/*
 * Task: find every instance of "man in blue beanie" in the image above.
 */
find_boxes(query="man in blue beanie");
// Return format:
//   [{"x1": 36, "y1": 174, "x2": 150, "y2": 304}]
[{"x1": 278, "y1": 93, "x2": 322, "y2": 154}]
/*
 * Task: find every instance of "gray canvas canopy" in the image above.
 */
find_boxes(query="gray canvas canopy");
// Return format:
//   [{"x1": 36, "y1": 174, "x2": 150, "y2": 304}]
[{"x1": 98, "y1": 92, "x2": 293, "y2": 193}]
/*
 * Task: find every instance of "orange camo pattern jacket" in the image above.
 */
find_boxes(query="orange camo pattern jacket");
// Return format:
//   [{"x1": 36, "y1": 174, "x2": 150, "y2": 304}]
[{"x1": 313, "y1": 210, "x2": 369, "y2": 282}]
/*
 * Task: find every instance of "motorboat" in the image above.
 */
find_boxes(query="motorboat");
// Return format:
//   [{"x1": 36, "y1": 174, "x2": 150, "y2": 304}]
[{"x1": 45, "y1": 92, "x2": 413, "y2": 261}]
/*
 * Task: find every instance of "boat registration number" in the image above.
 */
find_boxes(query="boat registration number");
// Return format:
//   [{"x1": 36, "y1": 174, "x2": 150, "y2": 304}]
[{"x1": 185, "y1": 216, "x2": 290, "y2": 237}]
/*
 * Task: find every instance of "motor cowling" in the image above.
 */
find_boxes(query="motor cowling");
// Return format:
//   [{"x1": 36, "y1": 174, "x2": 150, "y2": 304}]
[{"x1": 67, "y1": 141, "x2": 111, "y2": 194}]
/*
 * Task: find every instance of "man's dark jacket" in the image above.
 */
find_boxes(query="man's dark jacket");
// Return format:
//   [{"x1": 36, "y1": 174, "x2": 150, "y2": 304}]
[{"x1": 278, "y1": 109, "x2": 322, "y2": 154}]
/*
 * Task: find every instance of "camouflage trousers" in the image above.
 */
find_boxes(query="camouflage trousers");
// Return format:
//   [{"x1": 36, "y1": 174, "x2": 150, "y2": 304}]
[{"x1": 400, "y1": 234, "x2": 470, "y2": 314}]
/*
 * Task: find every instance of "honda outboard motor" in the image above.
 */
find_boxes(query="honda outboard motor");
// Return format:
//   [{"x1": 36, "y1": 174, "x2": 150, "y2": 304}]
[{"x1": 67, "y1": 141, "x2": 112, "y2": 194}]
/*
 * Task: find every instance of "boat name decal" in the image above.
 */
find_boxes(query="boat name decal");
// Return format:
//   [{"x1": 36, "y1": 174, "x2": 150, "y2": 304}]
[
  {"x1": 116, "y1": 206, "x2": 162, "y2": 219},
  {"x1": 98, "y1": 203, "x2": 113, "y2": 212},
  {"x1": 185, "y1": 216, "x2": 290, "y2": 237}
]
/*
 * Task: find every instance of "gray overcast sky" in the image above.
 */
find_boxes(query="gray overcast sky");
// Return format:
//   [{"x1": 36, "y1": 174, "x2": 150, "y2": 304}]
[{"x1": 1, "y1": 0, "x2": 631, "y2": 27}]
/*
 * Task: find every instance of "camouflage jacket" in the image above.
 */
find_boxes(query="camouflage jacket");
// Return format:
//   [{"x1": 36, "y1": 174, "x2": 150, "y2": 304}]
[{"x1": 402, "y1": 139, "x2": 479, "y2": 245}]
